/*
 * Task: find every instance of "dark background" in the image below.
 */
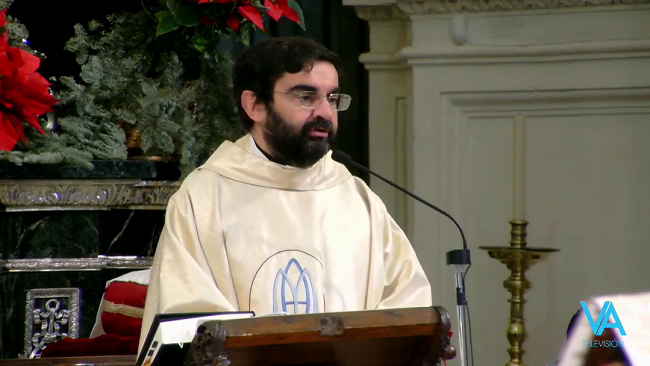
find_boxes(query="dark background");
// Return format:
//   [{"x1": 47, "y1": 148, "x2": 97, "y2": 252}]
[{"x1": 6, "y1": 0, "x2": 371, "y2": 181}]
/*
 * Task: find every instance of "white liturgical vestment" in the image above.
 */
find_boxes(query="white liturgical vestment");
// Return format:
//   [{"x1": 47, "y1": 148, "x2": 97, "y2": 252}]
[{"x1": 138, "y1": 134, "x2": 432, "y2": 352}]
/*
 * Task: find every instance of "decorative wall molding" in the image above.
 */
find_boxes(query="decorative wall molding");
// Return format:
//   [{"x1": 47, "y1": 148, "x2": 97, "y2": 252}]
[
  {"x1": 358, "y1": 53, "x2": 410, "y2": 69},
  {"x1": 440, "y1": 87, "x2": 650, "y2": 110},
  {"x1": 0, "y1": 256, "x2": 153, "y2": 273},
  {"x1": 0, "y1": 180, "x2": 179, "y2": 211},
  {"x1": 24, "y1": 288, "x2": 80, "y2": 358},
  {"x1": 399, "y1": 40, "x2": 650, "y2": 64},
  {"x1": 434, "y1": 88, "x2": 650, "y2": 203},
  {"x1": 354, "y1": 4, "x2": 410, "y2": 21},
  {"x1": 395, "y1": 0, "x2": 650, "y2": 14}
]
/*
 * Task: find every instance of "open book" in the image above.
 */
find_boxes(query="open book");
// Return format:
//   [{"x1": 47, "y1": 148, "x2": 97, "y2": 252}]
[
  {"x1": 557, "y1": 292, "x2": 650, "y2": 366},
  {"x1": 136, "y1": 311, "x2": 254, "y2": 366}
]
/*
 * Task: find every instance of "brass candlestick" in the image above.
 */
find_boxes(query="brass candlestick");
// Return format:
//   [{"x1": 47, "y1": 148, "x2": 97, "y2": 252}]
[{"x1": 479, "y1": 220, "x2": 559, "y2": 366}]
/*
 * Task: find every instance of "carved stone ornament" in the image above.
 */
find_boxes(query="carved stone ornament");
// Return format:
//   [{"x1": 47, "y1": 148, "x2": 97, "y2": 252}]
[
  {"x1": 1, "y1": 256, "x2": 153, "y2": 273},
  {"x1": 354, "y1": 4, "x2": 410, "y2": 21},
  {"x1": 0, "y1": 180, "x2": 179, "y2": 211},
  {"x1": 395, "y1": 0, "x2": 650, "y2": 14},
  {"x1": 24, "y1": 288, "x2": 81, "y2": 358}
]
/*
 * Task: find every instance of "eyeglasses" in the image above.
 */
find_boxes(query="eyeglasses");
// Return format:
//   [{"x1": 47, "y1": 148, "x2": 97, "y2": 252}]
[{"x1": 274, "y1": 91, "x2": 352, "y2": 111}]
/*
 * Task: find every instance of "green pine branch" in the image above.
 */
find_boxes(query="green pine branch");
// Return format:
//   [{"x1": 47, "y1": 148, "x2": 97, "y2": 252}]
[{"x1": 1, "y1": 8, "x2": 244, "y2": 179}]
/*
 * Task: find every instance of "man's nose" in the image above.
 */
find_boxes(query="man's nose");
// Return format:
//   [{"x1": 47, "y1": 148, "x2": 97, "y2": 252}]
[{"x1": 312, "y1": 97, "x2": 334, "y2": 121}]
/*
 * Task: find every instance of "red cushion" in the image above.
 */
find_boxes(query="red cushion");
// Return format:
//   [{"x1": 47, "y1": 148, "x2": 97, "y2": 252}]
[
  {"x1": 104, "y1": 281, "x2": 148, "y2": 308},
  {"x1": 100, "y1": 281, "x2": 148, "y2": 337},
  {"x1": 101, "y1": 313, "x2": 144, "y2": 338}
]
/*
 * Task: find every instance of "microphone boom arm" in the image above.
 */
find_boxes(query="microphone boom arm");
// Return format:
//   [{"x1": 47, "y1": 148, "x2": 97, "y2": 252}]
[{"x1": 346, "y1": 159, "x2": 469, "y2": 252}]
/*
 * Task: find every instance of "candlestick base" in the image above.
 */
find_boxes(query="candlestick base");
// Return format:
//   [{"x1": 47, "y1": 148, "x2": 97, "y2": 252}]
[{"x1": 479, "y1": 220, "x2": 559, "y2": 366}]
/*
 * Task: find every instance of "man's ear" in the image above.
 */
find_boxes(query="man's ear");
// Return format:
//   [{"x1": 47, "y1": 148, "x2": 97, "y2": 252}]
[{"x1": 240, "y1": 90, "x2": 266, "y2": 124}]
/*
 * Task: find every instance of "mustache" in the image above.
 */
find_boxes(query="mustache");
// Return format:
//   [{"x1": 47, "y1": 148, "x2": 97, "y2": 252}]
[{"x1": 302, "y1": 119, "x2": 333, "y2": 133}]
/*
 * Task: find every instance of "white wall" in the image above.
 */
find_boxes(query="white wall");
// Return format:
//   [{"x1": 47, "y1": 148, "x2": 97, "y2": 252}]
[{"x1": 344, "y1": 1, "x2": 650, "y2": 365}]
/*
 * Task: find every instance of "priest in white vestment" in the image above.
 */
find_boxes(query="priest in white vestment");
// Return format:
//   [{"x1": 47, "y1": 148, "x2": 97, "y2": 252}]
[{"x1": 138, "y1": 36, "x2": 432, "y2": 352}]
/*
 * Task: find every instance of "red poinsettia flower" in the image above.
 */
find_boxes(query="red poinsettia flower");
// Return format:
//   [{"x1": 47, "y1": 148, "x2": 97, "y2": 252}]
[
  {"x1": 225, "y1": 14, "x2": 240, "y2": 31},
  {"x1": 264, "y1": 0, "x2": 301, "y2": 24},
  {"x1": 186, "y1": 0, "x2": 301, "y2": 32},
  {"x1": 238, "y1": 4, "x2": 265, "y2": 30},
  {"x1": 238, "y1": 0, "x2": 301, "y2": 31},
  {"x1": 0, "y1": 12, "x2": 58, "y2": 151}
]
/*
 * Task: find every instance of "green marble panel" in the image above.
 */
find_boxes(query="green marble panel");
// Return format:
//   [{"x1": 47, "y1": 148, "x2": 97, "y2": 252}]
[
  {"x1": 1, "y1": 211, "x2": 102, "y2": 260},
  {"x1": 0, "y1": 210, "x2": 164, "y2": 359}
]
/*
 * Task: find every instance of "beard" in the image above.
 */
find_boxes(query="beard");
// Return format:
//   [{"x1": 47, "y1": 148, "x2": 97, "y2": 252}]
[{"x1": 262, "y1": 105, "x2": 336, "y2": 168}]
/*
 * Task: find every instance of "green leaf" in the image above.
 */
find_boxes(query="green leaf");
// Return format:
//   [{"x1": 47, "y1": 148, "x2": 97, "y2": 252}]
[
  {"x1": 166, "y1": 0, "x2": 200, "y2": 27},
  {"x1": 155, "y1": 11, "x2": 180, "y2": 36},
  {"x1": 238, "y1": 26, "x2": 250, "y2": 46},
  {"x1": 190, "y1": 34, "x2": 208, "y2": 52},
  {"x1": 287, "y1": 0, "x2": 306, "y2": 31},
  {"x1": 173, "y1": 7, "x2": 200, "y2": 27},
  {"x1": 251, "y1": 1, "x2": 267, "y2": 10},
  {"x1": 241, "y1": 32, "x2": 250, "y2": 47},
  {"x1": 155, "y1": 10, "x2": 169, "y2": 21}
]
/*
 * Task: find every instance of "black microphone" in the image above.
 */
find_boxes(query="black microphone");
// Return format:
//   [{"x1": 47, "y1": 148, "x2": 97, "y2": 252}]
[{"x1": 331, "y1": 150, "x2": 470, "y2": 265}]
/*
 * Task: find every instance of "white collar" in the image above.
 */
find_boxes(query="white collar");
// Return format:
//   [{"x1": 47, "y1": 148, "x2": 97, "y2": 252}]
[{"x1": 249, "y1": 134, "x2": 269, "y2": 161}]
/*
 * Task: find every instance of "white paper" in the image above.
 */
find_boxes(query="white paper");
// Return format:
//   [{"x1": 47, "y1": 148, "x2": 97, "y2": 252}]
[{"x1": 160, "y1": 312, "x2": 253, "y2": 345}]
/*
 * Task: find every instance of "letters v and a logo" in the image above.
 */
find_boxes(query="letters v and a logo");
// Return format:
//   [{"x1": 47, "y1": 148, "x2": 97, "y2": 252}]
[{"x1": 579, "y1": 301, "x2": 626, "y2": 336}]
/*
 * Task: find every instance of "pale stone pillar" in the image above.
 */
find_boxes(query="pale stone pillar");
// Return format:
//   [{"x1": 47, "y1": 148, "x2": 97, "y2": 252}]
[{"x1": 348, "y1": 2, "x2": 413, "y2": 236}]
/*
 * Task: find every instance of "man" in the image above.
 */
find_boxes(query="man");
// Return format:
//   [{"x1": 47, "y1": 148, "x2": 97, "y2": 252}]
[{"x1": 138, "y1": 36, "x2": 432, "y2": 351}]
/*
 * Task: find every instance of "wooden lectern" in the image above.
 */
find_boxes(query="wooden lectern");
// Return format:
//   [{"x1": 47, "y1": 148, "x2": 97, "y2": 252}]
[
  {"x1": 0, "y1": 306, "x2": 455, "y2": 366},
  {"x1": 183, "y1": 306, "x2": 456, "y2": 366}
]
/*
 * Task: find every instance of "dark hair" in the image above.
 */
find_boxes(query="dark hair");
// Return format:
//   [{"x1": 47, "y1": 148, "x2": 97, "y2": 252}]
[{"x1": 231, "y1": 36, "x2": 341, "y2": 131}]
